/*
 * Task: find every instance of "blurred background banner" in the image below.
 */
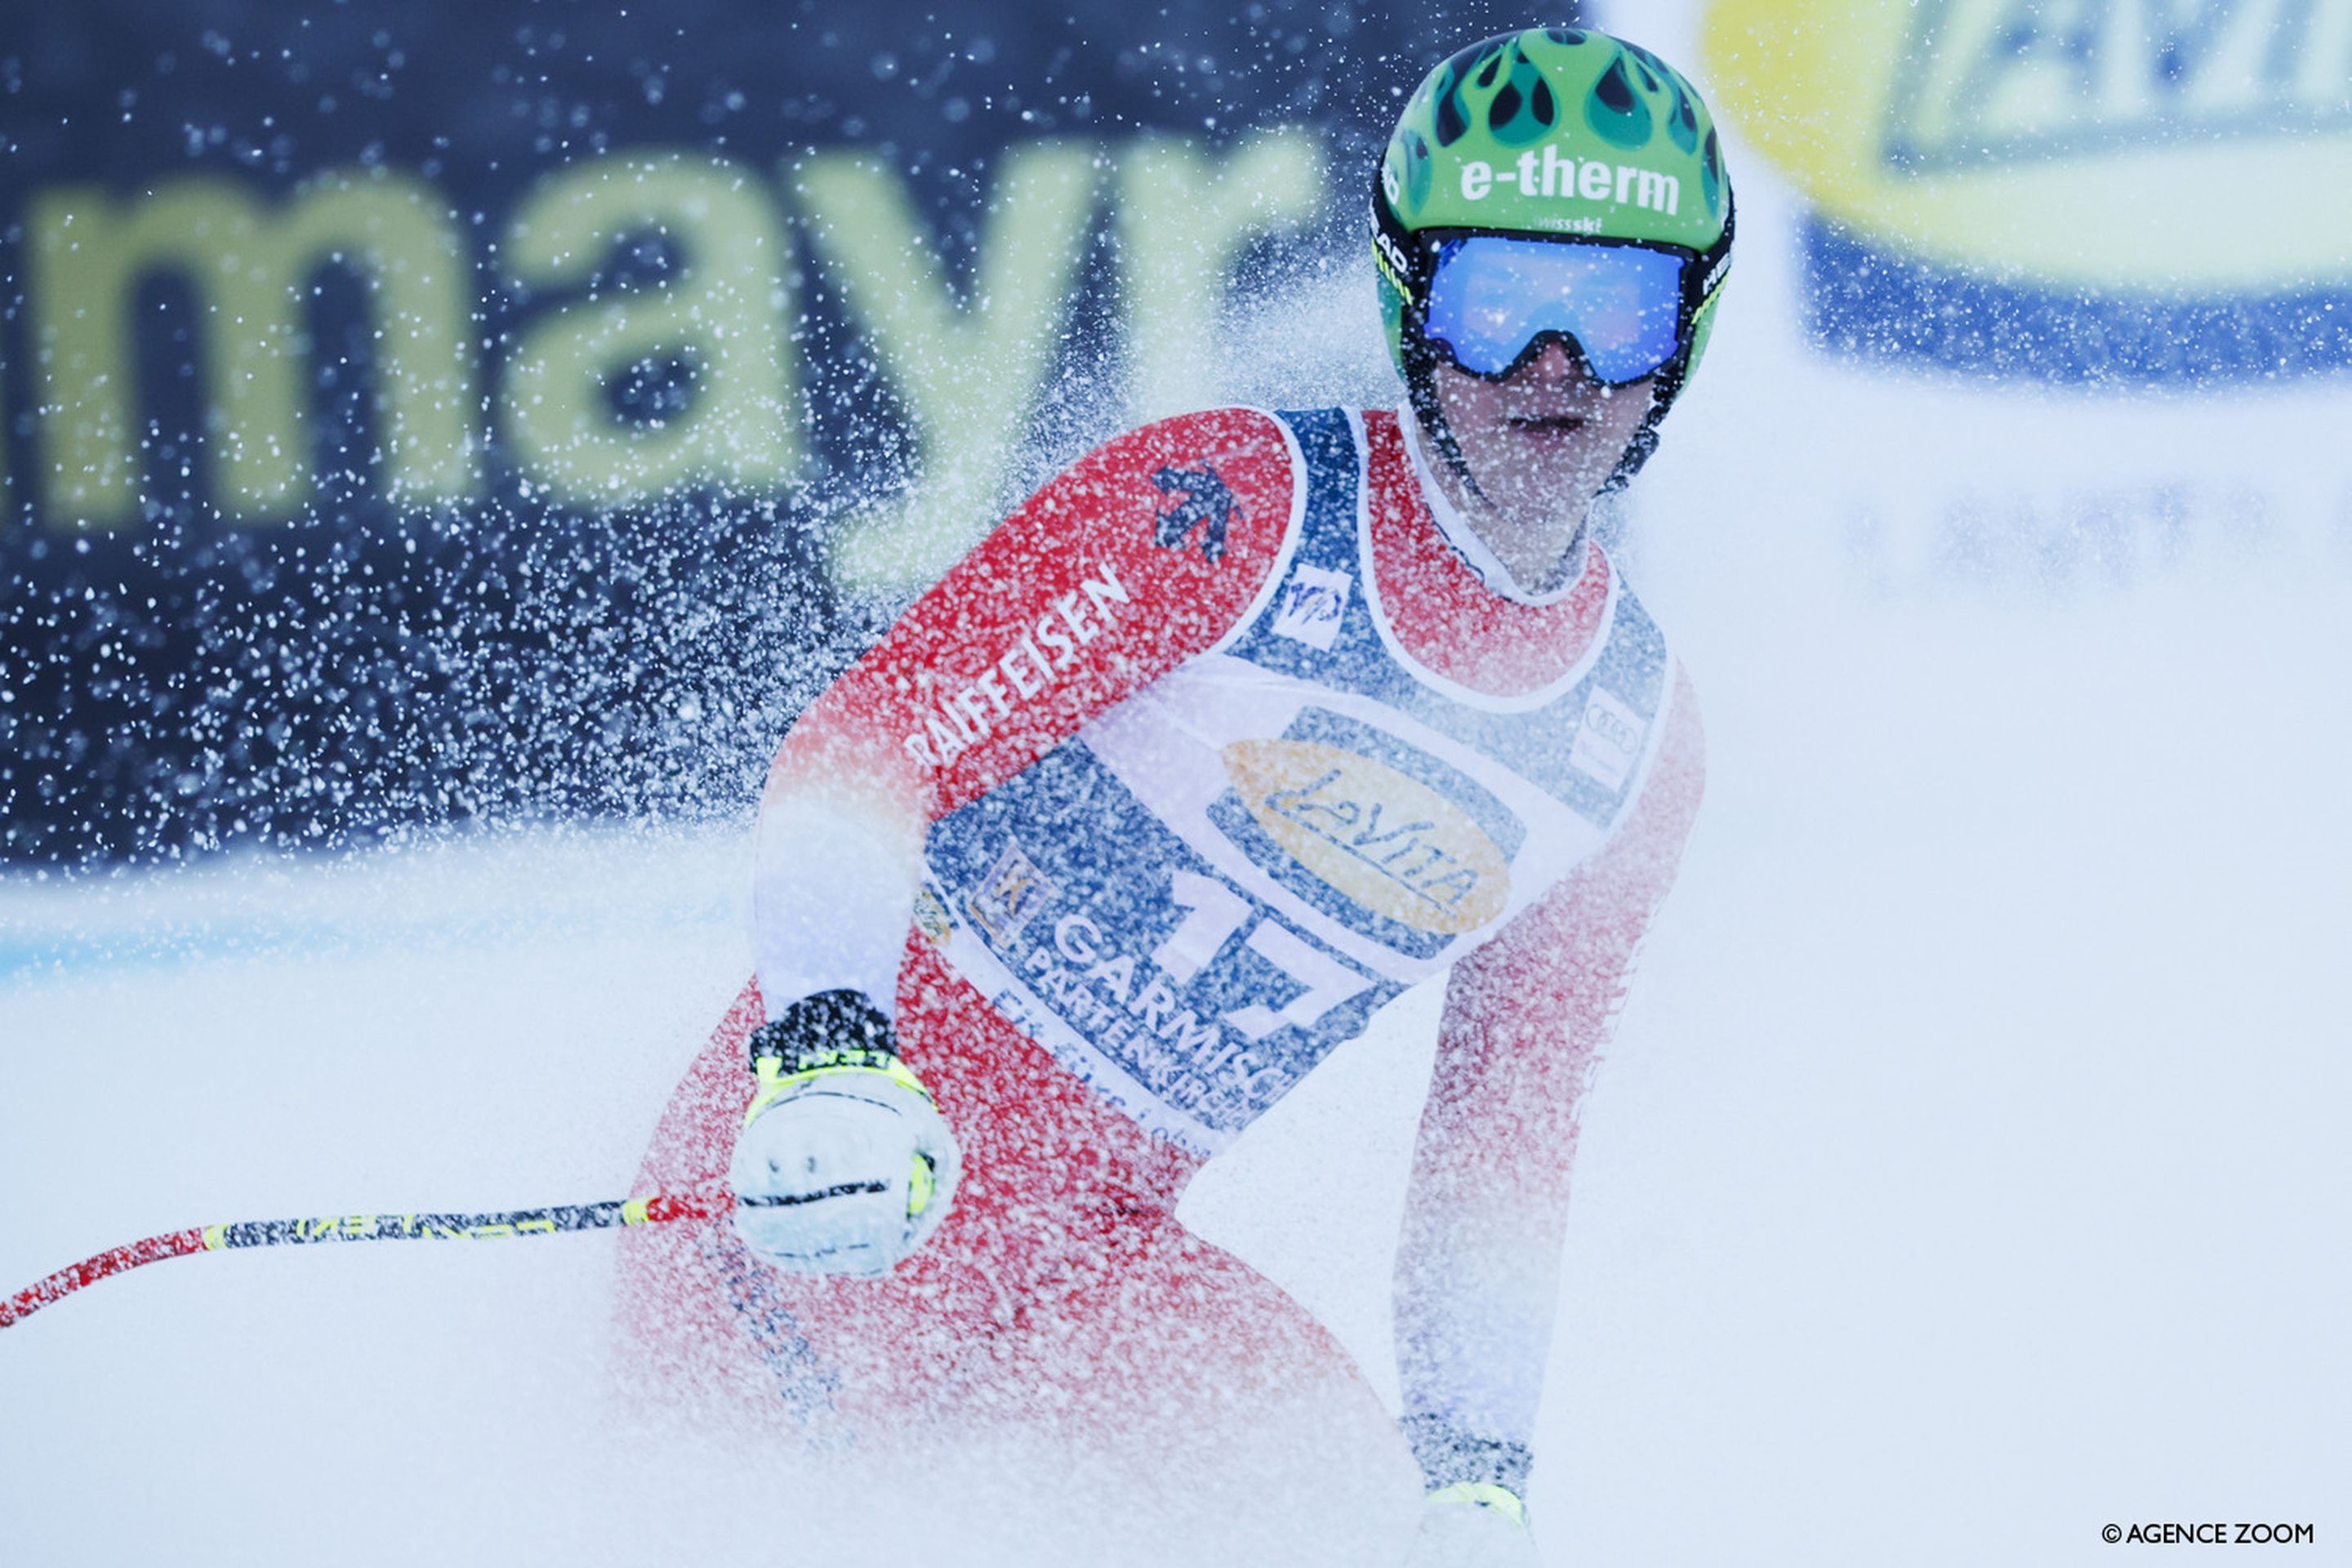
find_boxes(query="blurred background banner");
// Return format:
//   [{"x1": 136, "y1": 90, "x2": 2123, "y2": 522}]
[
  {"x1": 1655, "y1": 0, "x2": 2352, "y2": 617},
  {"x1": 0, "y1": 0, "x2": 1560, "y2": 868},
  {"x1": 5, "y1": 0, "x2": 2345, "y2": 872},
  {"x1": 1704, "y1": 0, "x2": 2352, "y2": 382}
]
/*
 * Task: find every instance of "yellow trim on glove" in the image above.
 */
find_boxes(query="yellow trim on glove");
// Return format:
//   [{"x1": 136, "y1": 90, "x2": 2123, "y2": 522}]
[
  {"x1": 742, "y1": 1052, "x2": 939, "y2": 1129},
  {"x1": 1426, "y1": 1482, "x2": 1528, "y2": 1530}
]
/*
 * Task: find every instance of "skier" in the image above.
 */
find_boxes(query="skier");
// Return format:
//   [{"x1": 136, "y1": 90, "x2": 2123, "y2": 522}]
[{"x1": 619, "y1": 27, "x2": 1732, "y2": 1566}]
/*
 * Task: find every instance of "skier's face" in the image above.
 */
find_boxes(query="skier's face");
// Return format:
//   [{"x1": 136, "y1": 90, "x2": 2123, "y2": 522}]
[{"x1": 1431, "y1": 336, "x2": 1655, "y2": 547}]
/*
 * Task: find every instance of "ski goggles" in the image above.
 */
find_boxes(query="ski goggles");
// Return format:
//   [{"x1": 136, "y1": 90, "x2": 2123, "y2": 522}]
[{"x1": 1419, "y1": 234, "x2": 1692, "y2": 387}]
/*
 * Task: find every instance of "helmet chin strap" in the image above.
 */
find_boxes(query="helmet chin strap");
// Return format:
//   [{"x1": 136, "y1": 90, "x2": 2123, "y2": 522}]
[
  {"x1": 1596, "y1": 394, "x2": 1669, "y2": 498},
  {"x1": 1400, "y1": 327, "x2": 1494, "y2": 507},
  {"x1": 1579, "y1": 332, "x2": 1690, "y2": 500}
]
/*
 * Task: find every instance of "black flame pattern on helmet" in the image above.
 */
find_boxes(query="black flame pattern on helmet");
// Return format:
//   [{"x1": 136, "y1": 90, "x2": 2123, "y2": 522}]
[
  {"x1": 1429, "y1": 39, "x2": 1499, "y2": 148},
  {"x1": 1393, "y1": 29, "x2": 1731, "y2": 234}
]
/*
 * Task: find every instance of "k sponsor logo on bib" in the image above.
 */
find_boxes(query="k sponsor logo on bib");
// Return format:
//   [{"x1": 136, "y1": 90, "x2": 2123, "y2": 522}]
[{"x1": 968, "y1": 840, "x2": 1053, "y2": 945}]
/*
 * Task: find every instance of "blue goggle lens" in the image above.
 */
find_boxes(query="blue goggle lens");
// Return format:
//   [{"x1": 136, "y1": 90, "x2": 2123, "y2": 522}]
[{"x1": 1421, "y1": 235, "x2": 1689, "y2": 385}]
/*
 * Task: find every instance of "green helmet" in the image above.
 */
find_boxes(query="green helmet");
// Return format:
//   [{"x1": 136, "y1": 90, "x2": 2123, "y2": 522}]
[{"x1": 1372, "y1": 28, "x2": 1735, "y2": 489}]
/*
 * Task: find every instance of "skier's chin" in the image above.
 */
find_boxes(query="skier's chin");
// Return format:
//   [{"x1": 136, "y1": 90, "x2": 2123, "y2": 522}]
[{"x1": 1479, "y1": 443, "x2": 1619, "y2": 519}]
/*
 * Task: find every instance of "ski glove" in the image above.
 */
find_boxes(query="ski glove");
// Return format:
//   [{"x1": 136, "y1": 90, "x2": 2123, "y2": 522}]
[{"x1": 728, "y1": 990, "x2": 961, "y2": 1277}]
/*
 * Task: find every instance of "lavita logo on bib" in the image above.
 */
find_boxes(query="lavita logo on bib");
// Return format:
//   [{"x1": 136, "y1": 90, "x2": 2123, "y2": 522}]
[
  {"x1": 1218, "y1": 739, "x2": 1510, "y2": 936},
  {"x1": 1703, "y1": 0, "x2": 2352, "y2": 381}
]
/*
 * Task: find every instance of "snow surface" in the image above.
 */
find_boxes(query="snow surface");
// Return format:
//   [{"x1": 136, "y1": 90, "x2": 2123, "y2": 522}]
[
  {"x1": 6, "y1": 2, "x2": 2351, "y2": 1561},
  {"x1": 6, "y1": 415, "x2": 2346, "y2": 1567}
]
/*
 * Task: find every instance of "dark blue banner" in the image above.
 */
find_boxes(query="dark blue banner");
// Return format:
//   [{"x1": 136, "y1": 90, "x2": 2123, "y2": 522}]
[{"x1": 0, "y1": 0, "x2": 1563, "y2": 866}]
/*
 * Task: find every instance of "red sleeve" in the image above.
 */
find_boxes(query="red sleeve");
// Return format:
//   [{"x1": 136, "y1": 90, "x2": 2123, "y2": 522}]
[
  {"x1": 749, "y1": 408, "x2": 1300, "y2": 1018},
  {"x1": 1392, "y1": 664, "x2": 1707, "y2": 1457},
  {"x1": 764, "y1": 408, "x2": 1297, "y2": 815}
]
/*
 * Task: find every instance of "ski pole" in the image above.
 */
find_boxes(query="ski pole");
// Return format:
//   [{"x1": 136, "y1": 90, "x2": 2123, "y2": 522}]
[{"x1": 1, "y1": 1191, "x2": 728, "y2": 1331}]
